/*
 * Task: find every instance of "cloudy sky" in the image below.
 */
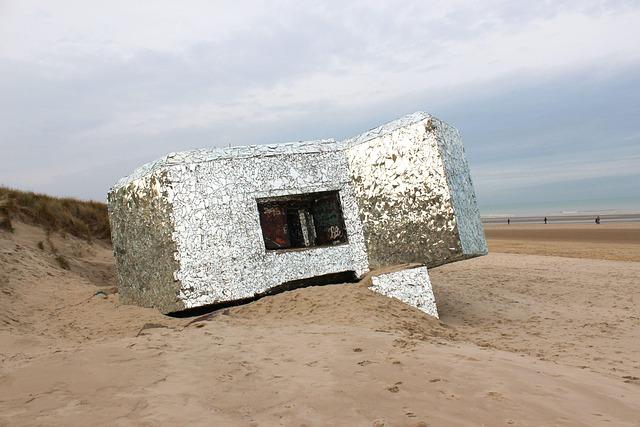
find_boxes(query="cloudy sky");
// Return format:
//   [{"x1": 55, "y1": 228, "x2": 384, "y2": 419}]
[{"x1": 1, "y1": 0, "x2": 639, "y2": 214}]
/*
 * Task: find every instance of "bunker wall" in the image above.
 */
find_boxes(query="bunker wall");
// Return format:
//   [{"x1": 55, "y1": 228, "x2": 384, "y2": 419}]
[
  {"x1": 431, "y1": 118, "x2": 487, "y2": 257},
  {"x1": 345, "y1": 117, "x2": 465, "y2": 268},
  {"x1": 107, "y1": 172, "x2": 183, "y2": 313},
  {"x1": 163, "y1": 148, "x2": 369, "y2": 309}
]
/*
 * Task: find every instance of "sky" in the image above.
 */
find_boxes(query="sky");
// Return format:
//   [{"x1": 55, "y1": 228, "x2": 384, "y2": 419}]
[{"x1": 1, "y1": 0, "x2": 639, "y2": 215}]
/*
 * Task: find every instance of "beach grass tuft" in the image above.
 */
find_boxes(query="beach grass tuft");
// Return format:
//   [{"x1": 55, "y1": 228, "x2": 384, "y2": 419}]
[{"x1": 0, "y1": 187, "x2": 110, "y2": 242}]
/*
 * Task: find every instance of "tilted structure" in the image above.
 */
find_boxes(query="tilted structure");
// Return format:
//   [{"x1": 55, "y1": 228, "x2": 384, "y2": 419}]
[{"x1": 108, "y1": 112, "x2": 487, "y2": 315}]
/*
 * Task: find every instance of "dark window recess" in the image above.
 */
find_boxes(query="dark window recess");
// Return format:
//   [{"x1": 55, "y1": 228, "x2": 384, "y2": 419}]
[{"x1": 257, "y1": 191, "x2": 348, "y2": 250}]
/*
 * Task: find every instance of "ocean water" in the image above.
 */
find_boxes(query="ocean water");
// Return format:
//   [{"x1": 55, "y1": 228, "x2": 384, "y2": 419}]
[{"x1": 479, "y1": 196, "x2": 640, "y2": 218}]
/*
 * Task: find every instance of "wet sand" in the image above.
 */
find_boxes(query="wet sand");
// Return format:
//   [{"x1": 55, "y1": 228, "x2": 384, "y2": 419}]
[
  {"x1": 482, "y1": 212, "x2": 640, "y2": 224},
  {"x1": 485, "y1": 222, "x2": 640, "y2": 262},
  {"x1": 0, "y1": 221, "x2": 639, "y2": 426}
]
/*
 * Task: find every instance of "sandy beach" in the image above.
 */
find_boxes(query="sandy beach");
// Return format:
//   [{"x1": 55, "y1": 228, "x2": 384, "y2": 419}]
[
  {"x1": 1, "y1": 221, "x2": 639, "y2": 426},
  {"x1": 3, "y1": 1, "x2": 639, "y2": 426},
  {"x1": 485, "y1": 222, "x2": 640, "y2": 262}
]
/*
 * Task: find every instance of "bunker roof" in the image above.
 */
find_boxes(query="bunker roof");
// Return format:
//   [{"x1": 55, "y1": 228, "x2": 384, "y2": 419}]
[{"x1": 111, "y1": 111, "x2": 433, "y2": 193}]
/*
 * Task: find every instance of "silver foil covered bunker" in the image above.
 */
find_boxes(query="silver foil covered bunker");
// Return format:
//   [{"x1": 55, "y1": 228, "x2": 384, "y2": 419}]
[{"x1": 108, "y1": 112, "x2": 487, "y2": 315}]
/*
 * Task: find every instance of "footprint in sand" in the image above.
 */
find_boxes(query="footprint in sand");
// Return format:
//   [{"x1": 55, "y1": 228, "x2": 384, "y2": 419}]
[
  {"x1": 387, "y1": 381, "x2": 402, "y2": 393},
  {"x1": 485, "y1": 391, "x2": 506, "y2": 401}
]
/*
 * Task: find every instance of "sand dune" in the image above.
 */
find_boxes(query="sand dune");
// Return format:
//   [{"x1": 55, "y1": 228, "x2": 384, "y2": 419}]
[{"x1": 1, "y1": 221, "x2": 639, "y2": 426}]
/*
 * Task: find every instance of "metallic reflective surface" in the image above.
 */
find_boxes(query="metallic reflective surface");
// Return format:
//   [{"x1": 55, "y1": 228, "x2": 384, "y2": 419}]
[
  {"x1": 370, "y1": 267, "x2": 438, "y2": 318},
  {"x1": 108, "y1": 112, "x2": 486, "y2": 314}
]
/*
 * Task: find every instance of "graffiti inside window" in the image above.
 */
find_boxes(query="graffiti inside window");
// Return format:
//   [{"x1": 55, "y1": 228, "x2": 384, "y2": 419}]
[{"x1": 257, "y1": 191, "x2": 348, "y2": 251}]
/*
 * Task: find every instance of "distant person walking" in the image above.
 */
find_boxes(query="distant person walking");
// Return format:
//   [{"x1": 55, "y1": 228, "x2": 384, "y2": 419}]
[
  {"x1": 544, "y1": 216, "x2": 548, "y2": 224},
  {"x1": 507, "y1": 218, "x2": 510, "y2": 225},
  {"x1": 595, "y1": 215, "x2": 601, "y2": 225}
]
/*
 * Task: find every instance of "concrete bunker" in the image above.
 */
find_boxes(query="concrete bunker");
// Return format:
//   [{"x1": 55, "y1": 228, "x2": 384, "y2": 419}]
[{"x1": 108, "y1": 112, "x2": 487, "y2": 316}]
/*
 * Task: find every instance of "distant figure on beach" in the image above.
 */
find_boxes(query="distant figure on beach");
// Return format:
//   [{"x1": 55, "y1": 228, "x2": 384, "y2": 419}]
[
  {"x1": 596, "y1": 215, "x2": 601, "y2": 225},
  {"x1": 507, "y1": 218, "x2": 510, "y2": 225},
  {"x1": 544, "y1": 217, "x2": 548, "y2": 224}
]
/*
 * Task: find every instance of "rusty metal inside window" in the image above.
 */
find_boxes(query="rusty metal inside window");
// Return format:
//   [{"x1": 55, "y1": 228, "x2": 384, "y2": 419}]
[{"x1": 257, "y1": 191, "x2": 348, "y2": 251}]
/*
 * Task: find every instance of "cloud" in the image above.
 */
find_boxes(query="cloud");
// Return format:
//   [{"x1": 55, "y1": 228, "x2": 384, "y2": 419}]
[{"x1": 1, "y1": 0, "x2": 639, "y2": 209}]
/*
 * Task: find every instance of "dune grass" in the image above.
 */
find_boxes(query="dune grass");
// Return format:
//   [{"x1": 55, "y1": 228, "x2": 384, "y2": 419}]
[
  {"x1": 0, "y1": 197, "x2": 13, "y2": 232},
  {"x1": 0, "y1": 187, "x2": 110, "y2": 242}
]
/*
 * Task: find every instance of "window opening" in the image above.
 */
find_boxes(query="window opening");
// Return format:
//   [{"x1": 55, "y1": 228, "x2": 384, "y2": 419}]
[{"x1": 257, "y1": 191, "x2": 348, "y2": 251}]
